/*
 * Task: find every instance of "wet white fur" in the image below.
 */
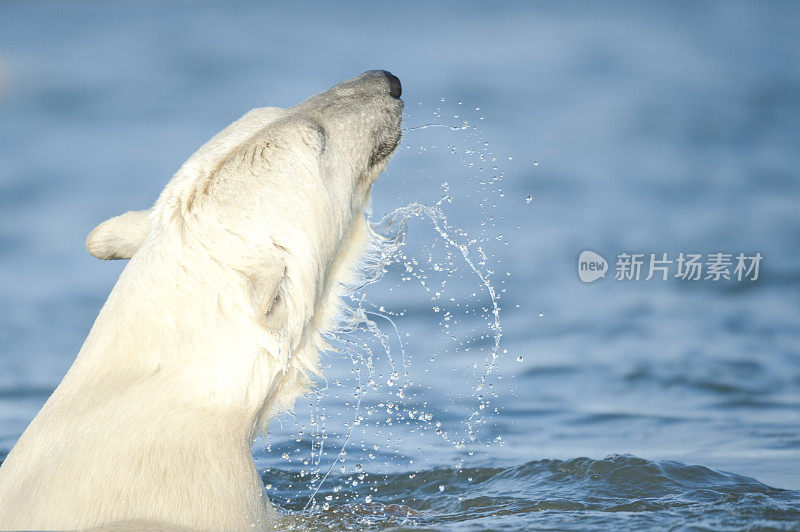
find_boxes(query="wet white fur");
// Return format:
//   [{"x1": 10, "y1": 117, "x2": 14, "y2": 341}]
[{"x1": 0, "y1": 72, "x2": 401, "y2": 530}]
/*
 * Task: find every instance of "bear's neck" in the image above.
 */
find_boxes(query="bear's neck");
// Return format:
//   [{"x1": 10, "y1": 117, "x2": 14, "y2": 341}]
[
  {"x1": 0, "y1": 242, "x2": 276, "y2": 529},
  {"x1": 68, "y1": 240, "x2": 279, "y2": 426}
]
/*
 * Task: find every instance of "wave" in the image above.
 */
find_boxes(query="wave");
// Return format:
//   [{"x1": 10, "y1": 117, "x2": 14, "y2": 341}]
[
  {"x1": 0, "y1": 453, "x2": 795, "y2": 529},
  {"x1": 267, "y1": 454, "x2": 800, "y2": 530}
]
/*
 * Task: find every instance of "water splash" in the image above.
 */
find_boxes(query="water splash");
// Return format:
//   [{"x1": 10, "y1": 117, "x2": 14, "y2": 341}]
[
  {"x1": 366, "y1": 202, "x2": 503, "y2": 442},
  {"x1": 296, "y1": 200, "x2": 505, "y2": 510},
  {"x1": 402, "y1": 123, "x2": 466, "y2": 132},
  {"x1": 272, "y1": 99, "x2": 513, "y2": 511}
]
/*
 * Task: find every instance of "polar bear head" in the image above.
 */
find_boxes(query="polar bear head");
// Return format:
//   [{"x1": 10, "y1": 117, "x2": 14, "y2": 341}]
[
  {"x1": 83, "y1": 71, "x2": 403, "y2": 421},
  {"x1": 88, "y1": 70, "x2": 402, "y2": 262}
]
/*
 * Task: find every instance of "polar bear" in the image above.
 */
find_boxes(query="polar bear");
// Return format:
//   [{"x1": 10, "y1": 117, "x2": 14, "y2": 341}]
[{"x1": 0, "y1": 70, "x2": 403, "y2": 531}]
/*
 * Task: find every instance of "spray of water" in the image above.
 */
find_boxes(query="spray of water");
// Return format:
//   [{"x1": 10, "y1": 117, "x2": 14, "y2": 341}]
[
  {"x1": 268, "y1": 100, "x2": 514, "y2": 512},
  {"x1": 298, "y1": 202, "x2": 504, "y2": 510},
  {"x1": 367, "y1": 202, "x2": 503, "y2": 438}
]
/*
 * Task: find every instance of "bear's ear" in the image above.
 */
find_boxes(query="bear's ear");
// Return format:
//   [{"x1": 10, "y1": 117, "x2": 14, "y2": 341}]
[
  {"x1": 288, "y1": 116, "x2": 327, "y2": 157},
  {"x1": 86, "y1": 209, "x2": 151, "y2": 260}
]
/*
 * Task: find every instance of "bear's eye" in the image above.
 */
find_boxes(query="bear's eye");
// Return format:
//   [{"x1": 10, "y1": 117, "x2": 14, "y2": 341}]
[{"x1": 312, "y1": 122, "x2": 327, "y2": 154}]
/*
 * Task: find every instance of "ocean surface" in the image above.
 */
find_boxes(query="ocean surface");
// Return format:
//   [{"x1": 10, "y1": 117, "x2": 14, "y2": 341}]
[{"x1": 1, "y1": 1, "x2": 799, "y2": 530}]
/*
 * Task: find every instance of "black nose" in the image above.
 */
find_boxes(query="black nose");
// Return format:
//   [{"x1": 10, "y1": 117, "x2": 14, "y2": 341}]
[{"x1": 380, "y1": 70, "x2": 402, "y2": 99}]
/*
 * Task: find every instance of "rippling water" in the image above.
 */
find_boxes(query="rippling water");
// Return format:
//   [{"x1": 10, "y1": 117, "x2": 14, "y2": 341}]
[
  {"x1": 1, "y1": 1, "x2": 800, "y2": 530},
  {"x1": 266, "y1": 456, "x2": 800, "y2": 530}
]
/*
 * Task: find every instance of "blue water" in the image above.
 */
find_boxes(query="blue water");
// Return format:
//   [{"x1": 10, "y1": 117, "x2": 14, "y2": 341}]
[{"x1": 1, "y1": 1, "x2": 800, "y2": 530}]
